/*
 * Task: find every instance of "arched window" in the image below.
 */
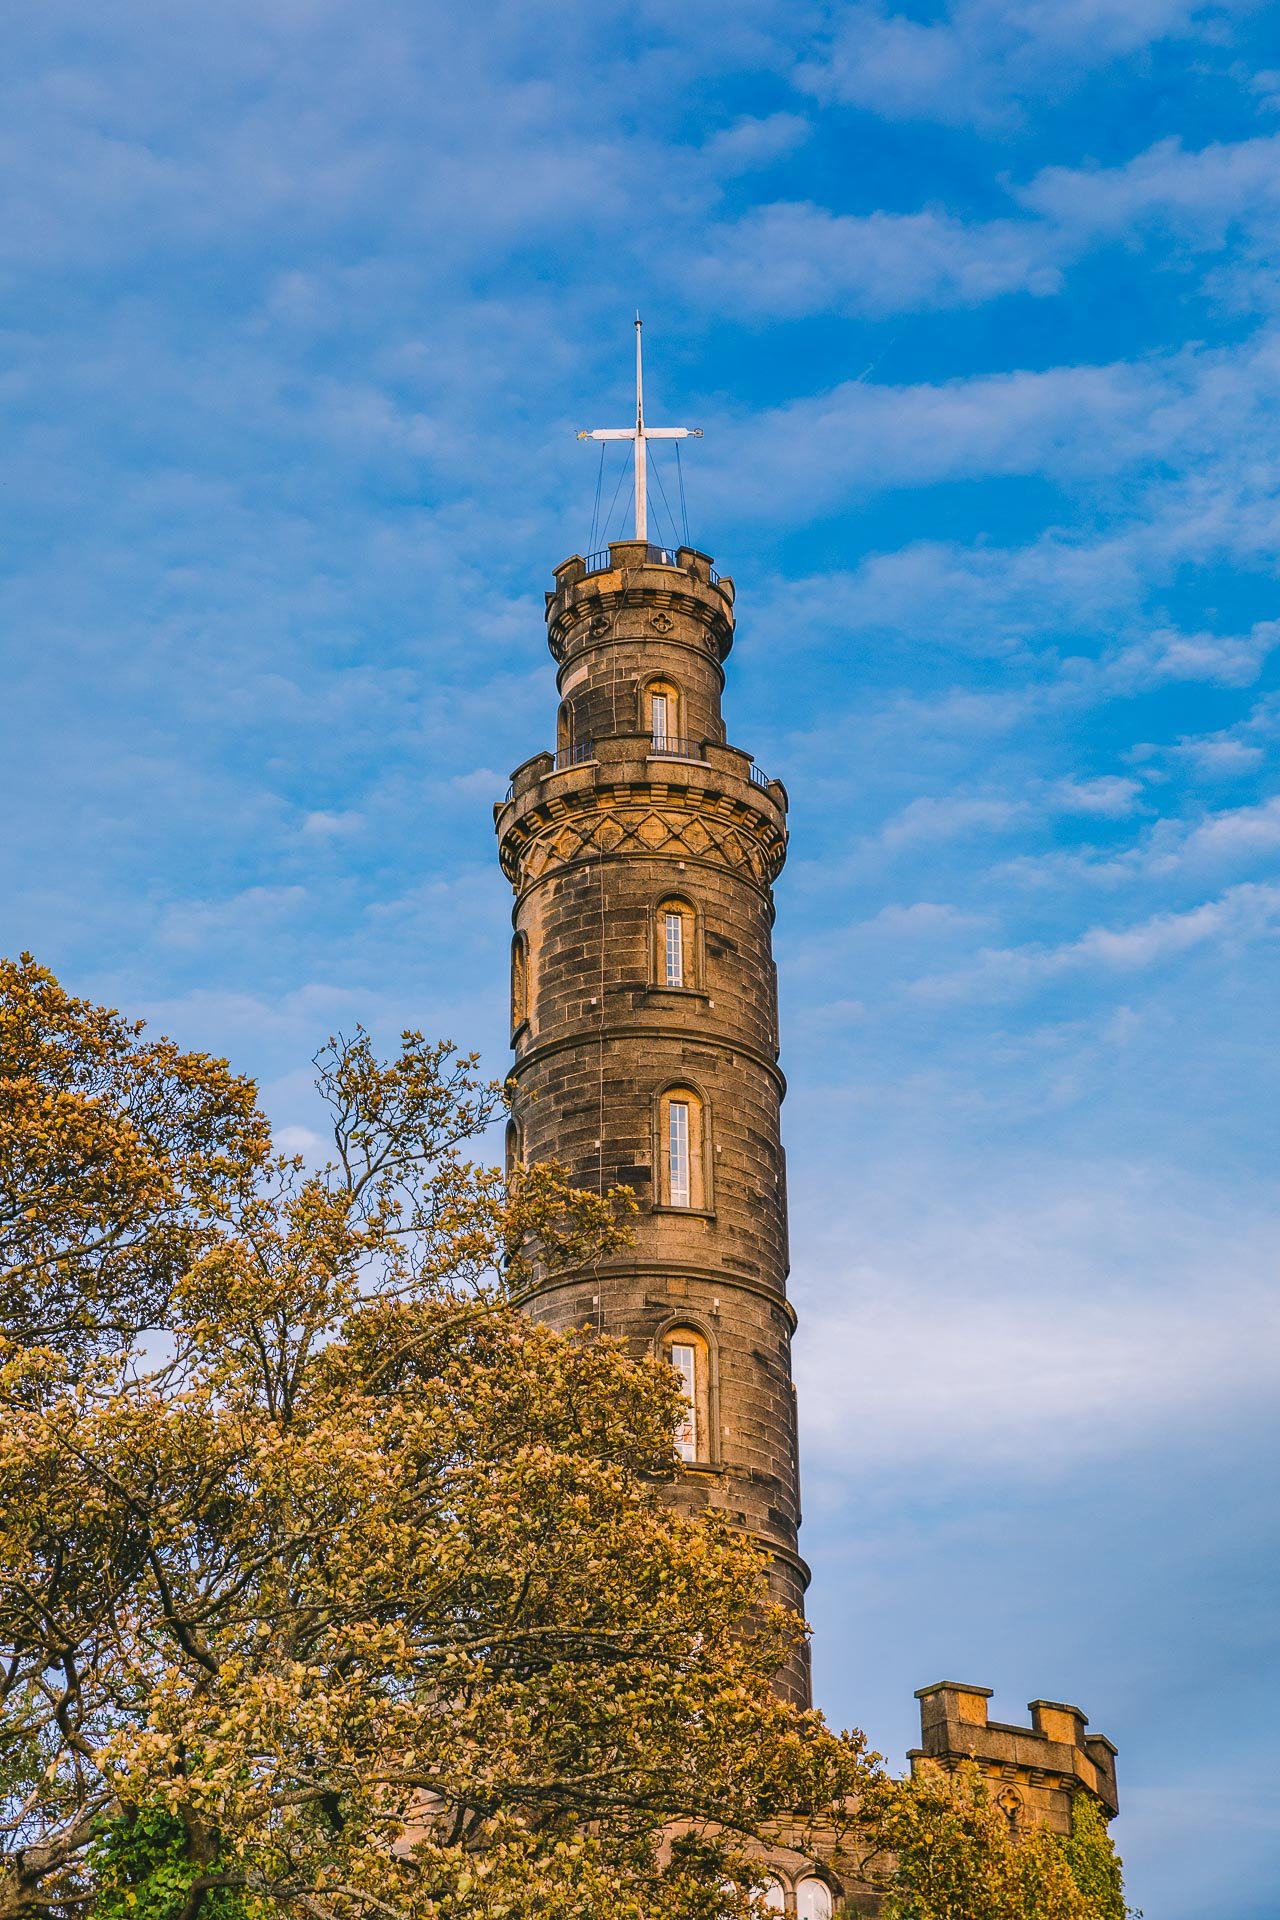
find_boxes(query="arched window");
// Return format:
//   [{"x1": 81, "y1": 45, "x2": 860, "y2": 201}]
[
  {"x1": 645, "y1": 678, "x2": 681, "y2": 752},
  {"x1": 795, "y1": 1879, "x2": 832, "y2": 1920},
  {"x1": 510, "y1": 934, "x2": 528, "y2": 1034},
  {"x1": 762, "y1": 1879, "x2": 787, "y2": 1914},
  {"x1": 659, "y1": 1325, "x2": 711, "y2": 1464},
  {"x1": 658, "y1": 1086, "x2": 706, "y2": 1209},
  {"x1": 556, "y1": 700, "x2": 573, "y2": 760},
  {"x1": 656, "y1": 897, "x2": 695, "y2": 989},
  {"x1": 504, "y1": 1117, "x2": 522, "y2": 1178}
]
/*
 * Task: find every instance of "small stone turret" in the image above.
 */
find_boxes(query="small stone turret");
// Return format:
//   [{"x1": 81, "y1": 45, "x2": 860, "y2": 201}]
[{"x1": 909, "y1": 1682, "x2": 1119, "y2": 1833}]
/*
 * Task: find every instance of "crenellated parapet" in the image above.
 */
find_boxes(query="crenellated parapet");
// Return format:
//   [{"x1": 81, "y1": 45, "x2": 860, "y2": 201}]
[
  {"x1": 545, "y1": 540, "x2": 735, "y2": 667},
  {"x1": 909, "y1": 1682, "x2": 1119, "y2": 1835}
]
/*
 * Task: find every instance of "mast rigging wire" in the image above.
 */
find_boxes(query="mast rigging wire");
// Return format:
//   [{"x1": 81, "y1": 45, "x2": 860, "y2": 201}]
[
  {"x1": 675, "y1": 439, "x2": 690, "y2": 547},
  {"x1": 589, "y1": 440, "x2": 606, "y2": 550}
]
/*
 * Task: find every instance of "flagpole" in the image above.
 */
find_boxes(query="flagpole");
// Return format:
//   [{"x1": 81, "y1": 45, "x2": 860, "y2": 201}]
[
  {"x1": 577, "y1": 322, "x2": 701, "y2": 550},
  {"x1": 634, "y1": 314, "x2": 647, "y2": 543}
]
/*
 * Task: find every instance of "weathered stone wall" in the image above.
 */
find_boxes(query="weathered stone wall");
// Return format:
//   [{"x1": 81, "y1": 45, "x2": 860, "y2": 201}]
[
  {"x1": 495, "y1": 539, "x2": 810, "y2": 1701},
  {"x1": 910, "y1": 1683, "x2": 1119, "y2": 1833}
]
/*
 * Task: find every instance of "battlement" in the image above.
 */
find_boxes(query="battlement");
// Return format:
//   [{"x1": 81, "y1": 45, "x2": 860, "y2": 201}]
[{"x1": 908, "y1": 1682, "x2": 1118, "y2": 1836}]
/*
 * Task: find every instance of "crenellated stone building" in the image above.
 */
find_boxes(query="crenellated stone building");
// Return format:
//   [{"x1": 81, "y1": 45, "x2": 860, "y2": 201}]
[{"x1": 494, "y1": 535, "x2": 1118, "y2": 1913}]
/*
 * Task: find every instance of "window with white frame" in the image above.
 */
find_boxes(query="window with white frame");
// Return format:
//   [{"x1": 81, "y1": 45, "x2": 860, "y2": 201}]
[
  {"x1": 669, "y1": 1340, "x2": 697, "y2": 1459},
  {"x1": 656, "y1": 897, "x2": 694, "y2": 988},
  {"x1": 795, "y1": 1879, "x2": 832, "y2": 1920},
  {"x1": 646, "y1": 678, "x2": 680, "y2": 750},
  {"x1": 658, "y1": 1086, "x2": 706, "y2": 1209},
  {"x1": 668, "y1": 1098, "x2": 690, "y2": 1204},
  {"x1": 660, "y1": 1325, "x2": 711, "y2": 1464},
  {"x1": 665, "y1": 907, "x2": 684, "y2": 985}
]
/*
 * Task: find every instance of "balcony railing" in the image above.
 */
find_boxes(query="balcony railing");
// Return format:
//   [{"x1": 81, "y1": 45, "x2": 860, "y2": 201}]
[
  {"x1": 504, "y1": 740, "x2": 773, "y2": 801},
  {"x1": 649, "y1": 735, "x2": 706, "y2": 761},
  {"x1": 583, "y1": 543, "x2": 682, "y2": 576}
]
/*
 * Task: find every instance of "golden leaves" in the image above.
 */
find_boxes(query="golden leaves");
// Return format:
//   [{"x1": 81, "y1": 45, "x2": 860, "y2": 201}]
[{"x1": 0, "y1": 964, "x2": 876, "y2": 1920}]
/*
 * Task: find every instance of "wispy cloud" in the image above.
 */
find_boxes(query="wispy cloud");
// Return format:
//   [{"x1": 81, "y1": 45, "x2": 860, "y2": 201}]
[
  {"x1": 697, "y1": 202, "x2": 1063, "y2": 317},
  {"x1": 798, "y1": 1180, "x2": 1280, "y2": 1477},
  {"x1": 1018, "y1": 132, "x2": 1280, "y2": 241},
  {"x1": 796, "y1": 0, "x2": 1248, "y2": 128},
  {"x1": 911, "y1": 882, "x2": 1280, "y2": 1000},
  {"x1": 875, "y1": 794, "x2": 1027, "y2": 850}
]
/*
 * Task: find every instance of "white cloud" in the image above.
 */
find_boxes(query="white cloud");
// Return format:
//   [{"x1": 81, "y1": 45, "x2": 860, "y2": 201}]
[
  {"x1": 795, "y1": 1167, "x2": 1280, "y2": 1479},
  {"x1": 697, "y1": 131, "x2": 1280, "y2": 323},
  {"x1": 796, "y1": 0, "x2": 1247, "y2": 128},
  {"x1": 1107, "y1": 620, "x2": 1280, "y2": 689},
  {"x1": 698, "y1": 201, "x2": 1062, "y2": 317},
  {"x1": 157, "y1": 884, "x2": 309, "y2": 948},
  {"x1": 912, "y1": 881, "x2": 1280, "y2": 999},
  {"x1": 876, "y1": 794, "x2": 1027, "y2": 850},
  {"x1": 707, "y1": 356, "x2": 1178, "y2": 518},
  {"x1": 301, "y1": 808, "x2": 364, "y2": 837},
  {"x1": 700, "y1": 112, "x2": 810, "y2": 175},
  {"x1": 861, "y1": 901, "x2": 990, "y2": 934},
  {"x1": 1172, "y1": 735, "x2": 1265, "y2": 773},
  {"x1": 1158, "y1": 793, "x2": 1280, "y2": 867},
  {"x1": 1018, "y1": 133, "x2": 1280, "y2": 242},
  {"x1": 1051, "y1": 775, "x2": 1143, "y2": 816}
]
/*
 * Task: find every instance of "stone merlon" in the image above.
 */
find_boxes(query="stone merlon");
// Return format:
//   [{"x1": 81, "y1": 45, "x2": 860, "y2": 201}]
[{"x1": 908, "y1": 1681, "x2": 1119, "y2": 1833}]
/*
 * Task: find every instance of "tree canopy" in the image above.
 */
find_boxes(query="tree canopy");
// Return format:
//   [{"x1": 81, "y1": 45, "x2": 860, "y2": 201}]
[{"x1": 0, "y1": 957, "x2": 1128, "y2": 1920}]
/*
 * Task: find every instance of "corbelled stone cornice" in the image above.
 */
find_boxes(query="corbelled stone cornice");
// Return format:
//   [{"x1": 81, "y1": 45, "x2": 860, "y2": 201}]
[{"x1": 496, "y1": 757, "x2": 788, "y2": 890}]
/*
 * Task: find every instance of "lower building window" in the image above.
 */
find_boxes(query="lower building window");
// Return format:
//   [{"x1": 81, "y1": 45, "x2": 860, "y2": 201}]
[{"x1": 795, "y1": 1879, "x2": 832, "y2": 1920}]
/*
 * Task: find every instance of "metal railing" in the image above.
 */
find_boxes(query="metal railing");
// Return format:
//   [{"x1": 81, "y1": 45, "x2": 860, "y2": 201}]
[
  {"x1": 583, "y1": 543, "x2": 682, "y2": 575},
  {"x1": 555, "y1": 741, "x2": 595, "y2": 770},
  {"x1": 709, "y1": 566, "x2": 721, "y2": 587},
  {"x1": 749, "y1": 763, "x2": 773, "y2": 789},
  {"x1": 649, "y1": 735, "x2": 705, "y2": 761}
]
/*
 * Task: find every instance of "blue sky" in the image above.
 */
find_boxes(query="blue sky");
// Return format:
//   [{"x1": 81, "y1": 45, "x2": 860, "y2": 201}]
[{"x1": 3, "y1": 2, "x2": 1279, "y2": 1911}]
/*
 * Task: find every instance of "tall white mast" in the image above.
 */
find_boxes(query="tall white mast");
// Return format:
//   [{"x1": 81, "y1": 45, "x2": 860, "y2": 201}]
[
  {"x1": 578, "y1": 317, "x2": 701, "y2": 546},
  {"x1": 634, "y1": 314, "x2": 646, "y2": 542}
]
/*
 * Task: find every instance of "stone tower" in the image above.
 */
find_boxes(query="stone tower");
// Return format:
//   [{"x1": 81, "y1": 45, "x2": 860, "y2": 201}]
[{"x1": 494, "y1": 537, "x2": 809, "y2": 1704}]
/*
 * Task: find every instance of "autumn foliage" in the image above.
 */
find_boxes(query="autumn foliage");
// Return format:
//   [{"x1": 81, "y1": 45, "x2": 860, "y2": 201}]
[{"x1": 0, "y1": 958, "x2": 1127, "y2": 1920}]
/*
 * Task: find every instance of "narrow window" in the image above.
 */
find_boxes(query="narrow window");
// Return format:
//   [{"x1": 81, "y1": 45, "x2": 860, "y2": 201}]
[
  {"x1": 510, "y1": 935, "x2": 527, "y2": 1032},
  {"x1": 646, "y1": 678, "x2": 681, "y2": 752},
  {"x1": 659, "y1": 1087, "x2": 705, "y2": 1209},
  {"x1": 669, "y1": 1341, "x2": 697, "y2": 1459},
  {"x1": 664, "y1": 908, "x2": 684, "y2": 986},
  {"x1": 668, "y1": 1100, "x2": 690, "y2": 1206},
  {"x1": 763, "y1": 1882, "x2": 787, "y2": 1915},
  {"x1": 556, "y1": 701, "x2": 573, "y2": 762},
  {"x1": 660, "y1": 1326, "x2": 711, "y2": 1465},
  {"x1": 655, "y1": 898, "x2": 694, "y2": 990}
]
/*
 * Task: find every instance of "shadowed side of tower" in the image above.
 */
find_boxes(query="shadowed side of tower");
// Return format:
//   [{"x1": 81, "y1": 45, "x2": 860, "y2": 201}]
[{"x1": 495, "y1": 538, "x2": 810, "y2": 1705}]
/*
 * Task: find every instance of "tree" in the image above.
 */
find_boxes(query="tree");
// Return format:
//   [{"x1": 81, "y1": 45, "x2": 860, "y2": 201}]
[
  {"x1": 878, "y1": 1763, "x2": 1130, "y2": 1920},
  {"x1": 0, "y1": 963, "x2": 873, "y2": 1920},
  {"x1": 0, "y1": 961, "x2": 1129, "y2": 1920}
]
